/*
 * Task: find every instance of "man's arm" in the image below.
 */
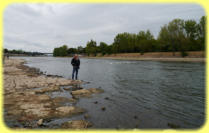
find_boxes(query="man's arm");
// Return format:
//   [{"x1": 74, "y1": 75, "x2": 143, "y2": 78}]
[
  {"x1": 78, "y1": 59, "x2": 80, "y2": 67},
  {"x1": 71, "y1": 59, "x2": 74, "y2": 65}
]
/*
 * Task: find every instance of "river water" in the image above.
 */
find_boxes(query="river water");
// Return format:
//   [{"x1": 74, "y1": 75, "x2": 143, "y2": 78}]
[{"x1": 15, "y1": 57, "x2": 205, "y2": 129}]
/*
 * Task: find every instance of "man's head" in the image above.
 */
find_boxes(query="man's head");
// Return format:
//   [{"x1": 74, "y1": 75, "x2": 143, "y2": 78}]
[{"x1": 74, "y1": 54, "x2": 78, "y2": 59}]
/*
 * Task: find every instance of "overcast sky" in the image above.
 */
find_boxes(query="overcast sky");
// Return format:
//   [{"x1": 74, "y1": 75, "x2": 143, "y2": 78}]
[{"x1": 3, "y1": 3, "x2": 205, "y2": 53}]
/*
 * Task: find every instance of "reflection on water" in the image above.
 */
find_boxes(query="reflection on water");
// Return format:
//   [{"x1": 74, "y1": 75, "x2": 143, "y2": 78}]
[{"x1": 15, "y1": 57, "x2": 205, "y2": 128}]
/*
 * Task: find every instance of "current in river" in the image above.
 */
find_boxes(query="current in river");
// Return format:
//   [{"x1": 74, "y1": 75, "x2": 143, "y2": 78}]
[{"x1": 15, "y1": 57, "x2": 205, "y2": 129}]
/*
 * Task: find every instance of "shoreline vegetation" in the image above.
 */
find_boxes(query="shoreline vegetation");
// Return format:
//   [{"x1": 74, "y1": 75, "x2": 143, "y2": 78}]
[
  {"x1": 4, "y1": 58, "x2": 104, "y2": 129},
  {"x1": 52, "y1": 16, "x2": 206, "y2": 61}
]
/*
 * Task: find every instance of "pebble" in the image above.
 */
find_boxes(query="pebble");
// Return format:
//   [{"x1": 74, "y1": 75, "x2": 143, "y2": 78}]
[
  {"x1": 104, "y1": 97, "x2": 109, "y2": 100},
  {"x1": 101, "y1": 107, "x2": 106, "y2": 111},
  {"x1": 84, "y1": 114, "x2": 90, "y2": 119},
  {"x1": 37, "y1": 119, "x2": 43, "y2": 126},
  {"x1": 167, "y1": 123, "x2": 180, "y2": 128}
]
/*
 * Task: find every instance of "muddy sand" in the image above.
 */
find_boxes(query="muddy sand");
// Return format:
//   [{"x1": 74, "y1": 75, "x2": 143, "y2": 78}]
[{"x1": 3, "y1": 59, "x2": 103, "y2": 129}]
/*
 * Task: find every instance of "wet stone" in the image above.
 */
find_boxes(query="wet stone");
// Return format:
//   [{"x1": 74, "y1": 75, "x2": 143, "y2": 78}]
[
  {"x1": 37, "y1": 119, "x2": 43, "y2": 126},
  {"x1": 54, "y1": 106, "x2": 85, "y2": 117},
  {"x1": 35, "y1": 86, "x2": 60, "y2": 94},
  {"x1": 52, "y1": 97, "x2": 71, "y2": 103},
  {"x1": 61, "y1": 120, "x2": 92, "y2": 129},
  {"x1": 71, "y1": 88, "x2": 104, "y2": 98},
  {"x1": 69, "y1": 98, "x2": 77, "y2": 103},
  {"x1": 63, "y1": 87, "x2": 70, "y2": 90},
  {"x1": 167, "y1": 123, "x2": 181, "y2": 128},
  {"x1": 104, "y1": 97, "x2": 109, "y2": 100},
  {"x1": 101, "y1": 107, "x2": 106, "y2": 111},
  {"x1": 72, "y1": 85, "x2": 83, "y2": 90},
  {"x1": 84, "y1": 114, "x2": 90, "y2": 119}
]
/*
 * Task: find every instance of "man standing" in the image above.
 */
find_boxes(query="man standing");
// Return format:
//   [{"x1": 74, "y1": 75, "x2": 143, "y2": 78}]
[{"x1": 71, "y1": 54, "x2": 80, "y2": 80}]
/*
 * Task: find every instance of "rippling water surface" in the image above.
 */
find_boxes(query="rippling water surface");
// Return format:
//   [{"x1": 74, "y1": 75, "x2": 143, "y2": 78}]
[{"x1": 16, "y1": 57, "x2": 205, "y2": 128}]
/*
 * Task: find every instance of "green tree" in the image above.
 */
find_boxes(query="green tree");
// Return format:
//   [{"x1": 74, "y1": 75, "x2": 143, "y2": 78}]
[
  {"x1": 106, "y1": 45, "x2": 113, "y2": 54},
  {"x1": 61, "y1": 45, "x2": 68, "y2": 56},
  {"x1": 53, "y1": 48, "x2": 59, "y2": 56},
  {"x1": 53, "y1": 45, "x2": 68, "y2": 56},
  {"x1": 158, "y1": 19, "x2": 187, "y2": 55},
  {"x1": 136, "y1": 30, "x2": 155, "y2": 53},
  {"x1": 113, "y1": 32, "x2": 137, "y2": 53},
  {"x1": 197, "y1": 16, "x2": 206, "y2": 50},
  {"x1": 77, "y1": 46, "x2": 84, "y2": 54},
  {"x1": 86, "y1": 39, "x2": 97, "y2": 56},
  {"x1": 4, "y1": 48, "x2": 8, "y2": 53},
  {"x1": 99, "y1": 42, "x2": 108, "y2": 55},
  {"x1": 184, "y1": 20, "x2": 198, "y2": 40},
  {"x1": 67, "y1": 48, "x2": 77, "y2": 55}
]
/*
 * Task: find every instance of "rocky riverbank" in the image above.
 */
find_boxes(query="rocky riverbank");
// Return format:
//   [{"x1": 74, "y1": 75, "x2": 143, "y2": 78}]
[{"x1": 3, "y1": 59, "x2": 103, "y2": 129}]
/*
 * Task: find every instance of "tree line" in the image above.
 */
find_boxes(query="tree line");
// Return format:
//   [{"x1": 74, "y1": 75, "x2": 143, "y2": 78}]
[{"x1": 53, "y1": 16, "x2": 206, "y2": 57}]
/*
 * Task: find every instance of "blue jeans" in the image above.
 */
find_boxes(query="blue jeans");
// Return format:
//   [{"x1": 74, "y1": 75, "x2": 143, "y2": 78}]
[{"x1": 72, "y1": 67, "x2": 79, "y2": 80}]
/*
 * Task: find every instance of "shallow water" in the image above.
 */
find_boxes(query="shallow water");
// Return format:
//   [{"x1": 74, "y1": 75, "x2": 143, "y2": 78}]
[{"x1": 14, "y1": 57, "x2": 205, "y2": 129}]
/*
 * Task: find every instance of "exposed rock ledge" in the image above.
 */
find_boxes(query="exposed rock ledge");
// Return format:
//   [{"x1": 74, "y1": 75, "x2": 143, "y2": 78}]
[{"x1": 4, "y1": 59, "x2": 103, "y2": 129}]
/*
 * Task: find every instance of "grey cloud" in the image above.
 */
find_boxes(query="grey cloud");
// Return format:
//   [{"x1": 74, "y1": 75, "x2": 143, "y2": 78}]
[
  {"x1": 4, "y1": 35, "x2": 47, "y2": 51},
  {"x1": 3, "y1": 3, "x2": 205, "y2": 52}
]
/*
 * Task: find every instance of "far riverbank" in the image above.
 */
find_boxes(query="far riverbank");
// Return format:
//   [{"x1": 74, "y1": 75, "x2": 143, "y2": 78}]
[
  {"x1": 83, "y1": 51, "x2": 205, "y2": 62},
  {"x1": 8, "y1": 51, "x2": 205, "y2": 62},
  {"x1": 84, "y1": 57, "x2": 205, "y2": 62}
]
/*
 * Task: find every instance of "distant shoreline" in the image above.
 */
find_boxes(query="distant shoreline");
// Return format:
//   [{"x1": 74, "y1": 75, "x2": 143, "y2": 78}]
[
  {"x1": 83, "y1": 51, "x2": 205, "y2": 62},
  {"x1": 11, "y1": 51, "x2": 205, "y2": 62},
  {"x1": 12, "y1": 56, "x2": 205, "y2": 62},
  {"x1": 83, "y1": 57, "x2": 205, "y2": 62}
]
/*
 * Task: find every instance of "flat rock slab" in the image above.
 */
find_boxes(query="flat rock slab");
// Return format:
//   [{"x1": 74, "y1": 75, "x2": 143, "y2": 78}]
[
  {"x1": 54, "y1": 106, "x2": 85, "y2": 117},
  {"x1": 35, "y1": 86, "x2": 60, "y2": 94},
  {"x1": 71, "y1": 88, "x2": 104, "y2": 98},
  {"x1": 61, "y1": 120, "x2": 92, "y2": 129},
  {"x1": 52, "y1": 97, "x2": 77, "y2": 104}
]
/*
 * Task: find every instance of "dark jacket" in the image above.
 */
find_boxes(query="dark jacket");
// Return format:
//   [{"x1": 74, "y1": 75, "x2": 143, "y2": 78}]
[{"x1": 71, "y1": 58, "x2": 80, "y2": 68}]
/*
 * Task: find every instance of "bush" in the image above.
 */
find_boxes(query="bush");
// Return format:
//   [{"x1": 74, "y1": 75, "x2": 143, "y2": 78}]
[{"x1": 181, "y1": 51, "x2": 188, "y2": 57}]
